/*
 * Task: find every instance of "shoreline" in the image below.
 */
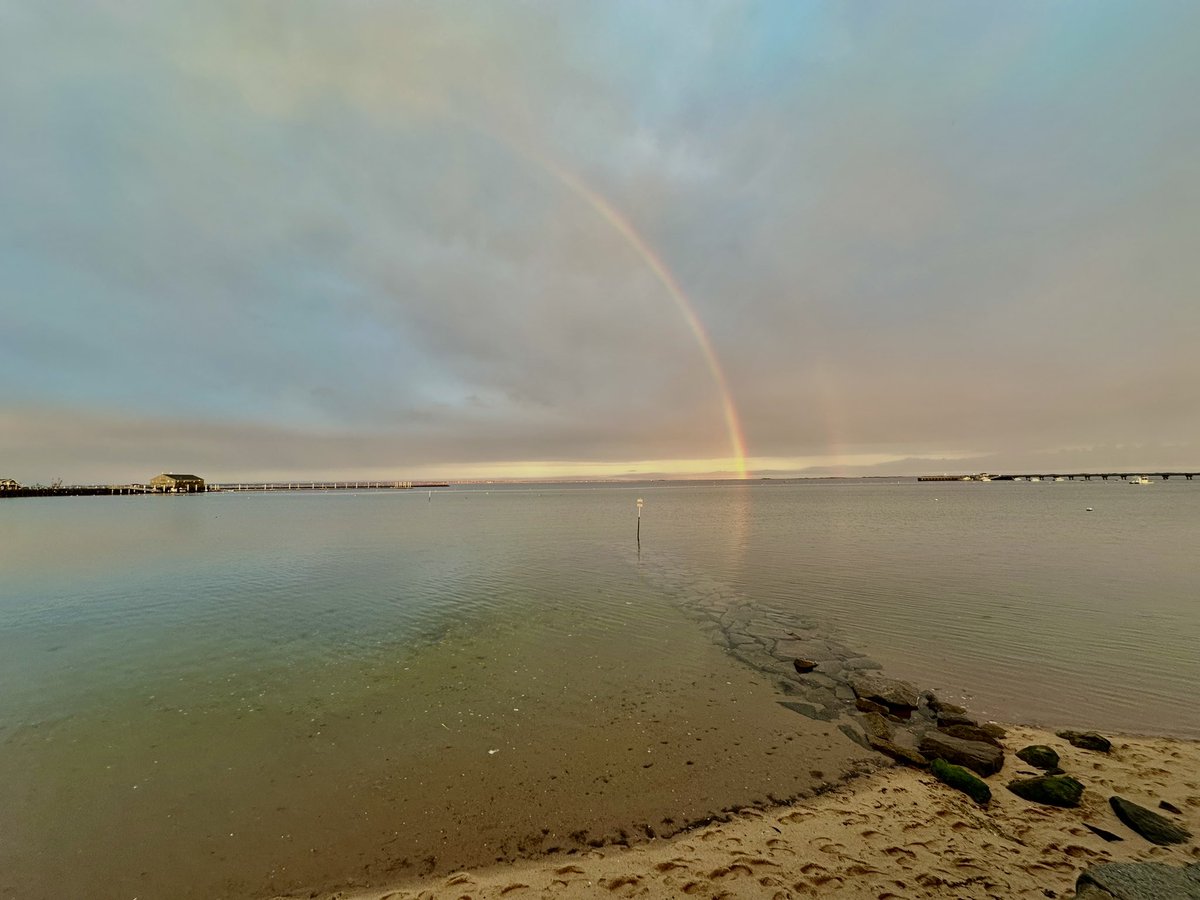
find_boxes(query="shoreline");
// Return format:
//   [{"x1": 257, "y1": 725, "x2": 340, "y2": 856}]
[
  {"x1": 325, "y1": 723, "x2": 1199, "y2": 900},
  {"x1": 284, "y1": 566, "x2": 1199, "y2": 899}
]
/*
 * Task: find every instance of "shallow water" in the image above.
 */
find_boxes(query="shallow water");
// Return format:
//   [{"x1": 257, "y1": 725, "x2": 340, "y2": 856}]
[{"x1": 1, "y1": 480, "x2": 1197, "y2": 897}]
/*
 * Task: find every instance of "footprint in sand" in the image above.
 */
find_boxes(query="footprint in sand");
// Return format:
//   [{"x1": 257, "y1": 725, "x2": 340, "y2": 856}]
[
  {"x1": 599, "y1": 874, "x2": 641, "y2": 891},
  {"x1": 653, "y1": 860, "x2": 691, "y2": 873},
  {"x1": 708, "y1": 863, "x2": 754, "y2": 879}
]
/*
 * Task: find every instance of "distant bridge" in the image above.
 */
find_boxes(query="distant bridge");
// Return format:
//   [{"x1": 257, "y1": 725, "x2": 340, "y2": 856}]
[{"x1": 919, "y1": 472, "x2": 1197, "y2": 482}]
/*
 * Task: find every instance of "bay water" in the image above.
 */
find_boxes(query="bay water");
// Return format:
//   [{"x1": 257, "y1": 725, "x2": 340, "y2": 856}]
[{"x1": 2, "y1": 480, "x2": 1196, "y2": 897}]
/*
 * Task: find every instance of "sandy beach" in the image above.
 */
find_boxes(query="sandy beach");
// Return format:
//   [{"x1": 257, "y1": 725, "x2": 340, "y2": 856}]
[{"x1": 331, "y1": 724, "x2": 1199, "y2": 900}]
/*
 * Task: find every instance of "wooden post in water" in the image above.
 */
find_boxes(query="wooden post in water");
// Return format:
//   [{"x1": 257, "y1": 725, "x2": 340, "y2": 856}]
[{"x1": 636, "y1": 497, "x2": 643, "y2": 548}]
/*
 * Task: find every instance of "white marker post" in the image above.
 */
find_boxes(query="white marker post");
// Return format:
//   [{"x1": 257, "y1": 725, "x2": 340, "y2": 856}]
[{"x1": 636, "y1": 497, "x2": 644, "y2": 548}]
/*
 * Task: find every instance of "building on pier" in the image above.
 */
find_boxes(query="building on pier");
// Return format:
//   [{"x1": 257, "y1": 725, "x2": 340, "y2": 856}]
[
  {"x1": 0, "y1": 478, "x2": 21, "y2": 491},
  {"x1": 149, "y1": 473, "x2": 206, "y2": 493}
]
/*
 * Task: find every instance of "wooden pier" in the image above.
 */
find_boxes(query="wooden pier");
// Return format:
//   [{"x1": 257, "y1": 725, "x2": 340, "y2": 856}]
[
  {"x1": 207, "y1": 481, "x2": 450, "y2": 491},
  {"x1": 0, "y1": 481, "x2": 451, "y2": 499}
]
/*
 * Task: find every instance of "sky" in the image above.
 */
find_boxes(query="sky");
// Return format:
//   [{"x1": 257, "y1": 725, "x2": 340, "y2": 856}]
[{"x1": 2, "y1": 1, "x2": 1198, "y2": 483}]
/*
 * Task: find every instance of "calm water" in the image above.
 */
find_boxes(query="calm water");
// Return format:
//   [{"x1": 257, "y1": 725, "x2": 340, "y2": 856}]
[{"x1": 1, "y1": 480, "x2": 1197, "y2": 897}]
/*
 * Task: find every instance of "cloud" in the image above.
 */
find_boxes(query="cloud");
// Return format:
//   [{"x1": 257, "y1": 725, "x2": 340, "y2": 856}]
[{"x1": 2, "y1": 1, "x2": 1198, "y2": 480}]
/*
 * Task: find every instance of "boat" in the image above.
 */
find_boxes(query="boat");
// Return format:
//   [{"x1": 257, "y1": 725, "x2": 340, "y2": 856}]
[
  {"x1": 1030, "y1": 476, "x2": 1041, "y2": 482},
  {"x1": 1129, "y1": 475, "x2": 1152, "y2": 485}
]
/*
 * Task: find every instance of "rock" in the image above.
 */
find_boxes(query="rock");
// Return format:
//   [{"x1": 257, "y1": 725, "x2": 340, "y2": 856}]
[
  {"x1": 1109, "y1": 796, "x2": 1193, "y2": 845},
  {"x1": 814, "y1": 659, "x2": 844, "y2": 676},
  {"x1": 799, "y1": 672, "x2": 839, "y2": 690},
  {"x1": 931, "y1": 758, "x2": 991, "y2": 806},
  {"x1": 979, "y1": 722, "x2": 1008, "y2": 740},
  {"x1": 866, "y1": 734, "x2": 928, "y2": 768},
  {"x1": 855, "y1": 698, "x2": 890, "y2": 716},
  {"x1": 843, "y1": 656, "x2": 883, "y2": 671},
  {"x1": 1057, "y1": 730, "x2": 1112, "y2": 753},
  {"x1": 837, "y1": 722, "x2": 870, "y2": 751},
  {"x1": 779, "y1": 700, "x2": 824, "y2": 720},
  {"x1": 1160, "y1": 800, "x2": 1183, "y2": 815},
  {"x1": 792, "y1": 658, "x2": 817, "y2": 674},
  {"x1": 1075, "y1": 861, "x2": 1200, "y2": 899},
  {"x1": 849, "y1": 674, "x2": 920, "y2": 714},
  {"x1": 1007, "y1": 774, "x2": 1084, "y2": 808},
  {"x1": 939, "y1": 724, "x2": 1003, "y2": 748},
  {"x1": 918, "y1": 732, "x2": 1005, "y2": 777},
  {"x1": 834, "y1": 684, "x2": 856, "y2": 702},
  {"x1": 1083, "y1": 823, "x2": 1124, "y2": 843},
  {"x1": 937, "y1": 711, "x2": 979, "y2": 728},
  {"x1": 774, "y1": 639, "x2": 835, "y2": 662},
  {"x1": 860, "y1": 711, "x2": 892, "y2": 741},
  {"x1": 925, "y1": 694, "x2": 966, "y2": 716},
  {"x1": 1016, "y1": 745, "x2": 1061, "y2": 770}
]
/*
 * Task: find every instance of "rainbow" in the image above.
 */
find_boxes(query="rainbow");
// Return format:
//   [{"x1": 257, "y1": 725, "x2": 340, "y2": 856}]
[
  {"x1": 530, "y1": 157, "x2": 749, "y2": 479},
  {"x1": 399, "y1": 105, "x2": 751, "y2": 477}
]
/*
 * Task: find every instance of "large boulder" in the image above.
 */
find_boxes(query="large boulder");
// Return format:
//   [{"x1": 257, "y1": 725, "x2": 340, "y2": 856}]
[
  {"x1": 1110, "y1": 796, "x2": 1193, "y2": 845},
  {"x1": 939, "y1": 724, "x2": 1003, "y2": 748},
  {"x1": 860, "y1": 711, "x2": 892, "y2": 742},
  {"x1": 1007, "y1": 774, "x2": 1084, "y2": 808},
  {"x1": 866, "y1": 734, "x2": 928, "y2": 768},
  {"x1": 1075, "y1": 861, "x2": 1200, "y2": 899},
  {"x1": 931, "y1": 758, "x2": 991, "y2": 806},
  {"x1": 918, "y1": 731, "x2": 1004, "y2": 777},
  {"x1": 1057, "y1": 729, "x2": 1112, "y2": 753},
  {"x1": 849, "y1": 674, "x2": 920, "y2": 714},
  {"x1": 1016, "y1": 744, "x2": 1061, "y2": 770}
]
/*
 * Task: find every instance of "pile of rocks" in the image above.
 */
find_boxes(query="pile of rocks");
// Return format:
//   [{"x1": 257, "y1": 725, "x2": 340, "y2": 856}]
[
  {"x1": 655, "y1": 568, "x2": 1196, "y2": 894},
  {"x1": 703, "y1": 607, "x2": 1194, "y2": 847}
]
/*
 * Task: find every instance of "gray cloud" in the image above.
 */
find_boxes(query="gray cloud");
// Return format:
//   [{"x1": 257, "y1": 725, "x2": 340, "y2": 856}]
[{"x1": 2, "y1": 1, "x2": 1198, "y2": 481}]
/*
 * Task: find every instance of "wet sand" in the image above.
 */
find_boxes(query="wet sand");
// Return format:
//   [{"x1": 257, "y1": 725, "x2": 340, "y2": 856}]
[
  {"x1": 0, "y1": 595, "x2": 873, "y2": 900},
  {"x1": 336, "y1": 725, "x2": 1200, "y2": 900}
]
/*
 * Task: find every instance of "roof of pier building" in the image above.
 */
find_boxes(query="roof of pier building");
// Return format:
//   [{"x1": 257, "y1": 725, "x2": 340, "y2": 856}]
[{"x1": 149, "y1": 473, "x2": 205, "y2": 486}]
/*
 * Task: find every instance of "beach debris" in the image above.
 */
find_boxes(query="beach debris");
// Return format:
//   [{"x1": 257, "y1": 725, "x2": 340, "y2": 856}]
[
  {"x1": 792, "y1": 658, "x2": 817, "y2": 674},
  {"x1": 488, "y1": 749, "x2": 500, "y2": 755},
  {"x1": 1109, "y1": 796, "x2": 1193, "y2": 845},
  {"x1": 931, "y1": 758, "x2": 991, "y2": 806},
  {"x1": 1006, "y1": 774, "x2": 1084, "y2": 808},
  {"x1": 938, "y1": 723, "x2": 1004, "y2": 749},
  {"x1": 1016, "y1": 745, "x2": 1062, "y2": 771},
  {"x1": 1074, "y1": 861, "x2": 1200, "y2": 900},
  {"x1": 1057, "y1": 729, "x2": 1112, "y2": 753},
  {"x1": 1083, "y1": 823, "x2": 1125, "y2": 842},
  {"x1": 848, "y1": 673, "x2": 920, "y2": 716},
  {"x1": 918, "y1": 731, "x2": 1004, "y2": 777}
]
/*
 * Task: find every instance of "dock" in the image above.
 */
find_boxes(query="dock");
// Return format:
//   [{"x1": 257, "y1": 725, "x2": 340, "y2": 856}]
[{"x1": 0, "y1": 480, "x2": 451, "y2": 499}]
